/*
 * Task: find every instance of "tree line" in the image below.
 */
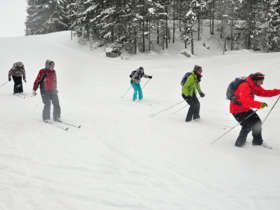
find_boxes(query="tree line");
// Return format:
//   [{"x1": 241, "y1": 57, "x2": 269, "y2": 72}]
[{"x1": 26, "y1": 0, "x2": 280, "y2": 53}]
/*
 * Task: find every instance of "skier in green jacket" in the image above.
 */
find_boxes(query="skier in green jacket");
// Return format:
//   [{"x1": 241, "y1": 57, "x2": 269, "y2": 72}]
[{"x1": 182, "y1": 65, "x2": 205, "y2": 122}]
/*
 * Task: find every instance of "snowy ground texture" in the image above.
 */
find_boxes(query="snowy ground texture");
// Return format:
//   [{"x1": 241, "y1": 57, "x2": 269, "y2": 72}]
[{"x1": 1, "y1": 31, "x2": 280, "y2": 210}]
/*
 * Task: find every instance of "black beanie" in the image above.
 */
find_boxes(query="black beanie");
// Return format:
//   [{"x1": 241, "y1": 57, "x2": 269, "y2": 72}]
[
  {"x1": 251, "y1": 72, "x2": 265, "y2": 81},
  {"x1": 193, "y1": 65, "x2": 202, "y2": 72}
]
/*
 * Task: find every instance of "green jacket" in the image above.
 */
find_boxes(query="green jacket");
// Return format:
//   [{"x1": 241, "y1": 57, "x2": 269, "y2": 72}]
[{"x1": 182, "y1": 71, "x2": 202, "y2": 97}]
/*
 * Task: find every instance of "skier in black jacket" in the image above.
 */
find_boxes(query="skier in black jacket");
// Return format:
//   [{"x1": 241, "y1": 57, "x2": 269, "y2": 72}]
[{"x1": 8, "y1": 61, "x2": 26, "y2": 94}]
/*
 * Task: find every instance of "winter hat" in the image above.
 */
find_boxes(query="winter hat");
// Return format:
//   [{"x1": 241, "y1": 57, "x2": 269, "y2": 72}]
[
  {"x1": 193, "y1": 65, "x2": 202, "y2": 72},
  {"x1": 251, "y1": 72, "x2": 264, "y2": 81},
  {"x1": 13, "y1": 61, "x2": 24, "y2": 69},
  {"x1": 138, "y1": 66, "x2": 144, "y2": 72},
  {"x1": 45, "y1": 59, "x2": 55, "y2": 69}
]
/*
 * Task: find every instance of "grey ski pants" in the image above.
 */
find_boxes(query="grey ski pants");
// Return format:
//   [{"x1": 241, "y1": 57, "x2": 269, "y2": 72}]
[{"x1": 41, "y1": 91, "x2": 61, "y2": 121}]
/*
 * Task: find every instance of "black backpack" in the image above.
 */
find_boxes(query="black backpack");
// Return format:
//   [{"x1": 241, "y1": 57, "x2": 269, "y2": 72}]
[
  {"x1": 129, "y1": 70, "x2": 136, "y2": 78},
  {"x1": 180, "y1": 72, "x2": 192, "y2": 86},
  {"x1": 226, "y1": 77, "x2": 247, "y2": 105}
]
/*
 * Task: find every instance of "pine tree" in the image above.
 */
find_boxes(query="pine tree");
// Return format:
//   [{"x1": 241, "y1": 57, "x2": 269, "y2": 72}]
[
  {"x1": 26, "y1": 0, "x2": 67, "y2": 35},
  {"x1": 26, "y1": 0, "x2": 49, "y2": 35},
  {"x1": 48, "y1": 0, "x2": 69, "y2": 32},
  {"x1": 265, "y1": 0, "x2": 280, "y2": 51},
  {"x1": 57, "y1": 0, "x2": 74, "y2": 30},
  {"x1": 25, "y1": 0, "x2": 277, "y2": 53},
  {"x1": 182, "y1": 8, "x2": 196, "y2": 54},
  {"x1": 67, "y1": 0, "x2": 79, "y2": 29}
]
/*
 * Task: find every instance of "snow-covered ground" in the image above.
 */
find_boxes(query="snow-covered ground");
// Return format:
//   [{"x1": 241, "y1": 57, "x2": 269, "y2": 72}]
[{"x1": 1, "y1": 31, "x2": 280, "y2": 210}]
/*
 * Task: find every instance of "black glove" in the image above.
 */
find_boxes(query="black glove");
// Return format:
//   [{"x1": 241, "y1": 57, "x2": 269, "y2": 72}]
[
  {"x1": 8, "y1": 78, "x2": 11, "y2": 82},
  {"x1": 148, "y1": 76, "x2": 152, "y2": 79},
  {"x1": 199, "y1": 92, "x2": 205, "y2": 97}
]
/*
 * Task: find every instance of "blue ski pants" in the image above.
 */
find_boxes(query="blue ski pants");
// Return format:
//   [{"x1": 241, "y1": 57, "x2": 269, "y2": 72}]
[{"x1": 131, "y1": 82, "x2": 143, "y2": 101}]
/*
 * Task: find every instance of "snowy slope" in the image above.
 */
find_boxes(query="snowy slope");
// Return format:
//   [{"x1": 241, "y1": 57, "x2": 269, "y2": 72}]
[{"x1": 1, "y1": 31, "x2": 280, "y2": 210}]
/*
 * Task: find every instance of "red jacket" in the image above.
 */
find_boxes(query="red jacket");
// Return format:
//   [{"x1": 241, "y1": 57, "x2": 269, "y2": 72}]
[
  {"x1": 33, "y1": 68, "x2": 57, "y2": 92},
  {"x1": 230, "y1": 75, "x2": 280, "y2": 113}
]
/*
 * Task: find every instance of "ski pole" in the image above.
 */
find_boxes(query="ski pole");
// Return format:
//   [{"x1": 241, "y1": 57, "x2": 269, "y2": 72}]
[
  {"x1": 262, "y1": 95, "x2": 280, "y2": 124},
  {"x1": 142, "y1": 79, "x2": 151, "y2": 90},
  {"x1": 121, "y1": 86, "x2": 131, "y2": 98},
  {"x1": 150, "y1": 101, "x2": 185, "y2": 117},
  {"x1": 211, "y1": 109, "x2": 258, "y2": 144},
  {"x1": 142, "y1": 75, "x2": 153, "y2": 90},
  {"x1": 171, "y1": 104, "x2": 188, "y2": 114},
  {"x1": 0, "y1": 81, "x2": 8, "y2": 88}
]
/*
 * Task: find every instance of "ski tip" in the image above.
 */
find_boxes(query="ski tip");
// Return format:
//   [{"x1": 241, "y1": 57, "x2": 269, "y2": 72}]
[
  {"x1": 262, "y1": 145, "x2": 272, "y2": 150},
  {"x1": 64, "y1": 127, "x2": 69, "y2": 131}
]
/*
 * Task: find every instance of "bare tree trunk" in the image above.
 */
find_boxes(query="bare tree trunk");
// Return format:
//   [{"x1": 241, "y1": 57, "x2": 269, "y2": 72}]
[
  {"x1": 223, "y1": 38, "x2": 226, "y2": 54},
  {"x1": 197, "y1": 13, "x2": 200, "y2": 40},
  {"x1": 191, "y1": 29, "x2": 194, "y2": 54},
  {"x1": 157, "y1": 20, "x2": 159, "y2": 44},
  {"x1": 172, "y1": 0, "x2": 176, "y2": 43},
  {"x1": 148, "y1": 20, "x2": 151, "y2": 51},
  {"x1": 247, "y1": 0, "x2": 253, "y2": 49},
  {"x1": 162, "y1": 34, "x2": 165, "y2": 50},
  {"x1": 220, "y1": 18, "x2": 224, "y2": 39},
  {"x1": 111, "y1": 26, "x2": 114, "y2": 42},
  {"x1": 134, "y1": 27, "x2": 137, "y2": 54},
  {"x1": 178, "y1": 0, "x2": 182, "y2": 32},
  {"x1": 142, "y1": 0, "x2": 146, "y2": 52},
  {"x1": 165, "y1": 6, "x2": 168, "y2": 49},
  {"x1": 210, "y1": 0, "x2": 215, "y2": 35},
  {"x1": 230, "y1": 2, "x2": 234, "y2": 51},
  {"x1": 142, "y1": 20, "x2": 145, "y2": 52},
  {"x1": 230, "y1": 18, "x2": 234, "y2": 50}
]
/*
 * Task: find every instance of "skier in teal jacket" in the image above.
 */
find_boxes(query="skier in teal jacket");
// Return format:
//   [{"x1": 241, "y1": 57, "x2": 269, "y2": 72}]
[{"x1": 182, "y1": 65, "x2": 205, "y2": 122}]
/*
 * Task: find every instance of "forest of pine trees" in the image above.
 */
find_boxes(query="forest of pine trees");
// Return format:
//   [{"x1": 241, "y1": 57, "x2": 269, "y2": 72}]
[{"x1": 25, "y1": 0, "x2": 280, "y2": 54}]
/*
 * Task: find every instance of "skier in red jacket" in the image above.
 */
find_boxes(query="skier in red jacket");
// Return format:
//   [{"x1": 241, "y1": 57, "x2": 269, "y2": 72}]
[
  {"x1": 33, "y1": 60, "x2": 61, "y2": 122},
  {"x1": 231, "y1": 72, "x2": 280, "y2": 147}
]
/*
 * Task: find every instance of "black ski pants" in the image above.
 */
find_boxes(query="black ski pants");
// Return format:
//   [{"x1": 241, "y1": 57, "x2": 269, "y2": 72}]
[
  {"x1": 182, "y1": 94, "x2": 200, "y2": 122},
  {"x1": 12, "y1": 76, "x2": 23, "y2": 94},
  {"x1": 41, "y1": 91, "x2": 61, "y2": 121},
  {"x1": 233, "y1": 110, "x2": 263, "y2": 147}
]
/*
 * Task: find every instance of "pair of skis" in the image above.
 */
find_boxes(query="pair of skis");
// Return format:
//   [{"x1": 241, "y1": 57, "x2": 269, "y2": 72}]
[{"x1": 44, "y1": 120, "x2": 81, "y2": 131}]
